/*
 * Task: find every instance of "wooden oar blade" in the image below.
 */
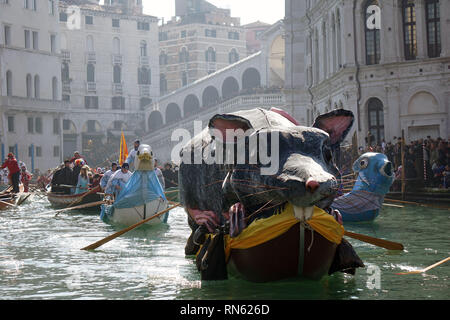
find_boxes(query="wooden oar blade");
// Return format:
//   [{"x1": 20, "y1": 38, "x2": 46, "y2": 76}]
[
  {"x1": 344, "y1": 231, "x2": 404, "y2": 250},
  {"x1": 396, "y1": 257, "x2": 450, "y2": 275},
  {"x1": 81, "y1": 203, "x2": 181, "y2": 251}
]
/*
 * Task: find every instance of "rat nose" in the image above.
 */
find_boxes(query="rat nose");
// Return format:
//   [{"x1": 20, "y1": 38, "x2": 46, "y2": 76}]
[{"x1": 306, "y1": 178, "x2": 320, "y2": 193}]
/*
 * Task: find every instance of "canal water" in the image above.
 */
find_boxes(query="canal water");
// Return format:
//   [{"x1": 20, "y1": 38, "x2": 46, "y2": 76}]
[{"x1": 0, "y1": 194, "x2": 448, "y2": 300}]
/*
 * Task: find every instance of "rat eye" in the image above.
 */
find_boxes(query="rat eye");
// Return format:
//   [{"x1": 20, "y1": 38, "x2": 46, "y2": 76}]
[
  {"x1": 322, "y1": 145, "x2": 333, "y2": 163},
  {"x1": 359, "y1": 158, "x2": 369, "y2": 169}
]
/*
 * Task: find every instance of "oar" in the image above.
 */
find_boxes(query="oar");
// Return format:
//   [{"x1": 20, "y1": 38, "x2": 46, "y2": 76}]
[
  {"x1": 38, "y1": 200, "x2": 106, "y2": 216},
  {"x1": 0, "y1": 199, "x2": 17, "y2": 208},
  {"x1": 384, "y1": 198, "x2": 450, "y2": 211},
  {"x1": 81, "y1": 203, "x2": 181, "y2": 251},
  {"x1": 382, "y1": 203, "x2": 404, "y2": 208},
  {"x1": 344, "y1": 231, "x2": 404, "y2": 250},
  {"x1": 16, "y1": 193, "x2": 31, "y2": 206},
  {"x1": 396, "y1": 256, "x2": 450, "y2": 275}
]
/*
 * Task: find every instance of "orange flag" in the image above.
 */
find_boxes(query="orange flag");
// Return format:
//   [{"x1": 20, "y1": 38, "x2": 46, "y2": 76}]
[{"x1": 119, "y1": 131, "x2": 128, "y2": 166}]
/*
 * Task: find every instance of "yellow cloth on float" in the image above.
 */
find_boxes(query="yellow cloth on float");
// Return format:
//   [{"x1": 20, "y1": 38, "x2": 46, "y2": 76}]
[{"x1": 224, "y1": 203, "x2": 345, "y2": 261}]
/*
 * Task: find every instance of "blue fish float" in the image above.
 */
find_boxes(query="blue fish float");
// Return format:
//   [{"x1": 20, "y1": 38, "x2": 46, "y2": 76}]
[{"x1": 332, "y1": 152, "x2": 395, "y2": 222}]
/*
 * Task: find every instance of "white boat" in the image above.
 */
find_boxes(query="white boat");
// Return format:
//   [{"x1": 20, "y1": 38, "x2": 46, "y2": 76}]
[{"x1": 100, "y1": 144, "x2": 170, "y2": 227}]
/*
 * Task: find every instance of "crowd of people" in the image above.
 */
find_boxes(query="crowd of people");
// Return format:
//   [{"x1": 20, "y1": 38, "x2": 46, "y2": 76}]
[{"x1": 339, "y1": 135, "x2": 450, "y2": 190}]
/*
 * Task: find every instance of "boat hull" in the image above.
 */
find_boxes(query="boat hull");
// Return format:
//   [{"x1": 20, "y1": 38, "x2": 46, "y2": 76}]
[
  {"x1": 47, "y1": 186, "x2": 102, "y2": 210},
  {"x1": 341, "y1": 209, "x2": 380, "y2": 222},
  {"x1": 227, "y1": 223, "x2": 337, "y2": 282},
  {"x1": 107, "y1": 198, "x2": 169, "y2": 227}
]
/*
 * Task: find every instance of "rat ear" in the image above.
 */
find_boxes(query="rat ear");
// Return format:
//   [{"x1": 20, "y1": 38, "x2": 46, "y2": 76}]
[
  {"x1": 208, "y1": 114, "x2": 252, "y2": 143},
  {"x1": 313, "y1": 109, "x2": 354, "y2": 148}
]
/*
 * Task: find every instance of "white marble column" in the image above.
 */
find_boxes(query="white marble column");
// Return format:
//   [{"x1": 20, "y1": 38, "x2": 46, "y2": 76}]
[
  {"x1": 416, "y1": 0, "x2": 428, "y2": 59},
  {"x1": 340, "y1": 2, "x2": 356, "y2": 67}
]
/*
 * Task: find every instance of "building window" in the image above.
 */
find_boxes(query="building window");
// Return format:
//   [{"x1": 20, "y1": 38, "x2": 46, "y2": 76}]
[
  {"x1": 53, "y1": 146, "x2": 60, "y2": 157},
  {"x1": 113, "y1": 65, "x2": 121, "y2": 84},
  {"x1": 6, "y1": 70, "x2": 12, "y2": 96},
  {"x1": 7, "y1": 116, "x2": 14, "y2": 132},
  {"x1": 26, "y1": 74, "x2": 32, "y2": 98},
  {"x1": 86, "y1": 35, "x2": 94, "y2": 52},
  {"x1": 85, "y1": 16, "x2": 94, "y2": 25},
  {"x1": 402, "y1": 0, "x2": 417, "y2": 60},
  {"x1": 63, "y1": 119, "x2": 70, "y2": 130},
  {"x1": 36, "y1": 146, "x2": 42, "y2": 157},
  {"x1": 87, "y1": 63, "x2": 95, "y2": 82},
  {"x1": 138, "y1": 67, "x2": 151, "y2": 85},
  {"x1": 28, "y1": 145, "x2": 34, "y2": 157},
  {"x1": 111, "y1": 96, "x2": 125, "y2": 110},
  {"x1": 52, "y1": 77, "x2": 58, "y2": 100},
  {"x1": 205, "y1": 47, "x2": 216, "y2": 62},
  {"x1": 24, "y1": 0, "x2": 30, "y2": 9},
  {"x1": 25, "y1": 30, "x2": 31, "y2": 49},
  {"x1": 205, "y1": 29, "x2": 216, "y2": 37},
  {"x1": 84, "y1": 96, "x2": 99, "y2": 109},
  {"x1": 367, "y1": 98, "x2": 384, "y2": 146},
  {"x1": 159, "y1": 52, "x2": 168, "y2": 65},
  {"x1": 229, "y1": 49, "x2": 239, "y2": 63},
  {"x1": 160, "y1": 74, "x2": 167, "y2": 95},
  {"x1": 87, "y1": 120, "x2": 96, "y2": 132},
  {"x1": 228, "y1": 31, "x2": 239, "y2": 40},
  {"x1": 61, "y1": 63, "x2": 70, "y2": 83},
  {"x1": 179, "y1": 47, "x2": 189, "y2": 63},
  {"x1": 35, "y1": 117, "x2": 43, "y2": 133},
  {"x1": 426, "y1": 0, "x2": 441, "y2": 58},
  {"x1": 137, "y1": 21, "x2": 150, "y2": 31},
  {"x1": 48, "y1": 0, "x2": 54, "y2": 15},
  {"x1": 364, "y1": 0, "x2": 381, "y2": 65},
  {"x1": 113, "y1": 37, "x2": 120, "y2": 55},
  {"x1": 181, "y1": 30, "x2": 186, "y2": 38},
  {"x1": 159, "y1": 31, "x2": 168, "y2": 41},
  {"x1": 59, "y1": 12, "x2": 68, "y2": 22},
  {"x1": 140, "y1": 40, "x2": 147, "y2": 56},
  {"x1": 62, "y1": 94, "x2": 70, "y2": 101},
  {"x1": 112, "y1": 19, "x2": 120, "y2": 28},
  {"x1": 53, "y1": 118, "x2": 60, "y2": 134},
  {"x1": 32, "y1": 31, "x2": 38, "y2": 50},
  {"x1": 50, "y1": 34, "x2": 56, "y2": 53},
  {"x1": 4, "y1": 25, "x2": 11, "y2": 46},
  {"x1": 28, "y1": 117, "x2": 34, "y2": 133},
  {"x1": 34, "y1": 75, "x2": 40, "y2": 98},
  {"x1": 181, "y1": 71, "x2": 187, "y2": 87}
]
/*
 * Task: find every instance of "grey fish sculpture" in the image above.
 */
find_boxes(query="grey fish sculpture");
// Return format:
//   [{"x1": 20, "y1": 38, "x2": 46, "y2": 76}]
[{"x1": 179, "y1": 107, "x2": 364, "y2": 282}]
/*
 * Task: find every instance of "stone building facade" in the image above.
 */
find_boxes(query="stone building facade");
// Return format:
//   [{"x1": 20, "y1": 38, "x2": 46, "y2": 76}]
[
  {"x1": 0, "y1": 0, "x2": 64, "y2": 171},
  {"x1": 285, "y1": 0, "x2": 450, "y2": 146},
  {"x1": 158, "y1": 0, "x2": 247, "y2": 95}
]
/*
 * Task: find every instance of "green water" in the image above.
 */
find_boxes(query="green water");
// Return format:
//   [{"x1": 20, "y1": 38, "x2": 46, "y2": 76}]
[{"x1": 0, "y1": 195, "x2": 448, "y2": 300}]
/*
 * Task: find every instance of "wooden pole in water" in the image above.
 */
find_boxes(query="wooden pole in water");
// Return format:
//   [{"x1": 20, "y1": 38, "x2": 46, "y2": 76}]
[{"x1": 401, "y1": 130, "x2": 406, "y2": 201}]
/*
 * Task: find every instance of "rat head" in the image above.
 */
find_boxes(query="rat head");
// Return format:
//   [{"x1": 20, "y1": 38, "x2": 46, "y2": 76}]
[
  {"x1": 212, "y1": 109, "x2": 354, "y2": 222},
  {"x1": 352, "y1": 152, "x2": 394, "y2": 195},
  {"x1": 135, "y1": 144, "x2": 154, "y2": 171}
]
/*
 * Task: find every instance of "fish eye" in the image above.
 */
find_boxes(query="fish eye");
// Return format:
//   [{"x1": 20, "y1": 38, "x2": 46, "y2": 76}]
[
  {"x1": 380, "y1": 161, "x2": 393, "y2": 177},
  {"x1": 359, "y1": 158, "x2": 369, "y2": 169}
]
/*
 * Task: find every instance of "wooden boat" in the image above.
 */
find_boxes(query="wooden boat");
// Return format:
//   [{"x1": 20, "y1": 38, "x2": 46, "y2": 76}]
[
  {"x1": 102, "y1": 197, "x2": 169, "y2": 227},
  {"x1": 47, "y1": 185, "x2": 102, "y2": 210}
]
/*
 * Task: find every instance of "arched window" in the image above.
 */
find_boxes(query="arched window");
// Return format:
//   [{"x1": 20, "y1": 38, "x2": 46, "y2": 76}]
[
  {"x1": 52, "y1": 77, "x2": 58, "y2": 100},
  {"x1": 113, "y1": 37, "x2": 120, "y2": 55},
  {"x1": 140, "y1": 40, "x2": 147, "y2": 57},
  {"x1": 367, "y1": 98, "x2": 384, "y2": 146},
  {"x1": 113, "y1": 65, "x2": 121, "y2": 83},
  {"x1": 34, "y1": 75, "x2": 40, "y2": 98},
  {"x1": 364, "y1": 0, "x2": 381, "y2": 65},
  {"x1": 86, "y1": 35, "x2": 94, "y2": 52},
  {"x1": 229, "y1": 48, "x2": 239, "y2": 63},
  {"x1": 402, "y1": 0, "x2": 417, "y2": 60},
  {"x1": 426, "y1": 0, "x2": 441, "y2": 58},
  {"x1": 6, "y1": 71, "x2": 12, "y2": 96},
  {"x1": 61, "y1": 62, "x2": 70, "y2": 82},
  {"x1": 138, "y1": 67, "x2": 151, "y2": 85},
  {"x1": 26, "y1": 74, "x2": 32, "y2": 98},
  {"x1": 205, "y1": 47, "x2": 216, "y2": 62},
  {"x1": 87, "y1": 63, "x2": 95, "y2": 82}
]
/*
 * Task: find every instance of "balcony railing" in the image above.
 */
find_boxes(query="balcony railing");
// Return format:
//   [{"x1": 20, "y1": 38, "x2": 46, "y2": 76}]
[
  {"x1": 112, "y1": 82, "x2": 123, "y2": 95},
  {"x1": 62, "y1": 81, "x2": 71, "y2": 93},
  {"x1": 112, "y1": 54, "x2": 122, "y2": 65},
  {"x1": 139, "y1": 56, "x2": 149, "y2": 66},
  {"x1": 139, "y1": 84, "x2": 150, "y2": 96},
  {"x1": 86, "y1": 51, "x2": 96, "y2": 63},
  {"x1": 86, "y1": 81, "x2": 96, "y2": 92},
  {"x1": 61, "y1": 50, "x2": 71, "y2": 62}
]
